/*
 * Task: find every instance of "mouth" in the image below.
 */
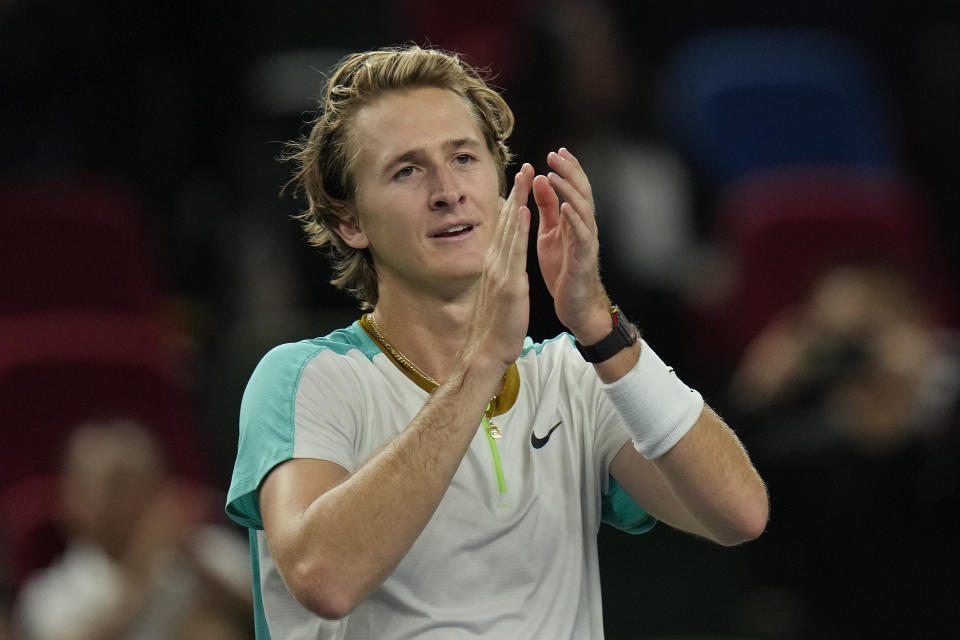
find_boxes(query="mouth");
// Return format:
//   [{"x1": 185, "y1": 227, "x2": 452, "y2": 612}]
[{"x1": 430, "y1": 223, "x2": 475, "y2": 239}]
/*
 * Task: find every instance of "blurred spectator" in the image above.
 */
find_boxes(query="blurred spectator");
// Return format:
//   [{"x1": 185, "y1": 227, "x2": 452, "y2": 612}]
[
  {"x1": 728, "y1": 260, "x2": 960, "y2": 636},
  {"x1": 12, "y1": 419, "x2": 253, "y2": 640},
  {"x1": 730, "y1": 260, "x2": 959, "y2": 449}
]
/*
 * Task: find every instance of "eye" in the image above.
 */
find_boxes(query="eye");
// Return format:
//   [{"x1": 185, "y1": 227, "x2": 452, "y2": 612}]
[
  {"x1": 394, "y1": 165, "x2": 415, "y2": 180},
  {"x1": 454, "y1": 153, "x2": 475, "y2": 165}
]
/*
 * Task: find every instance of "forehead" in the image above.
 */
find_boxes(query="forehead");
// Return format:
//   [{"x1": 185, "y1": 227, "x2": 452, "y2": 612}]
[{"x1": 350, "y1": 87, "x2": 485, "y2": 170}]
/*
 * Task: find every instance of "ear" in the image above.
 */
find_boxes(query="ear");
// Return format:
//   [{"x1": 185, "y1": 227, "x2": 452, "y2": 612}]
[{"x1": 331, "y1": 210, "x2": 369, "y2": 250}]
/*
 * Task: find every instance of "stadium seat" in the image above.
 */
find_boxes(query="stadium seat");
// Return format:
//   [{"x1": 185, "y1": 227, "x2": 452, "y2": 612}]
[
  {"x1": 0, "y1": 311, "x2": 207, "y2": 490},
  {"x1": 0, "y1": 474, "x2": 63, "y2": 591},
  {"x1": 660, "y1": 28, "x2": 897, "y2": 190},
  {"x1": 0, "y1": 174, "x2": 163, "y2": 316},
  {"x1": 702, "y1": 166, "x2": 953, "y2": 361}
]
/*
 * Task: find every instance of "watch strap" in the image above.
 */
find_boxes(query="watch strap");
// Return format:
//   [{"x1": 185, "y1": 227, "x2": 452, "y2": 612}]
[{"x1": 574, "y1": 306, "x2": 639, "y2": 363}]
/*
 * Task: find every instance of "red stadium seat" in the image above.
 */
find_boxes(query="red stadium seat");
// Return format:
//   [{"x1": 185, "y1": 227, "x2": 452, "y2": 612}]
[
  {"x1": 0, "y1": 173, "x2": 164, "y2": 317},
  {"x1": 700, "y1": 166, "x2": 955, "y2": 363},
  {"x1": 0, "y1": 311, "x2": 207, "y2": 490},
  {"x1": 0, "y1": 474, "x2": 63, "y2": 591}
]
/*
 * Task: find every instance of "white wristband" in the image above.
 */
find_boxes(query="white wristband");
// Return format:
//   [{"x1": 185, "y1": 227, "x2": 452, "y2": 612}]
[{"x1": 601, "y1": 339, "x2": 704, "y2": 459}]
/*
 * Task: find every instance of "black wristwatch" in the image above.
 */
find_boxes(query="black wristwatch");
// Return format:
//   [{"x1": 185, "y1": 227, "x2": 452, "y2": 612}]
[{"x1": 574, "y1": 306, "x2": 639, "y2": 363}]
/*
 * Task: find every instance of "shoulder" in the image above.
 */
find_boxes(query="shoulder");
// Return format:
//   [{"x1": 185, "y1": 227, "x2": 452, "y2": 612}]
[
  {"x1": 255, "y1": 321, "x2": 376, "y2": 371},
  {"x1": 245, "y1": 321, "x2": 378, "y2": 394},
  {"x1": 239, "y1": 321, "x2": 382, "y2": 441}
]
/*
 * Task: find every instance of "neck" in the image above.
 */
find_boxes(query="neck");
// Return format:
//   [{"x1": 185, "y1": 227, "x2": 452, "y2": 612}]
[
  {"x1": 364, "y1": 280, "x2": 521, "y2": 431},
  {"x1": 371, "y1": 280, "x2": 479, "y2": 384}
]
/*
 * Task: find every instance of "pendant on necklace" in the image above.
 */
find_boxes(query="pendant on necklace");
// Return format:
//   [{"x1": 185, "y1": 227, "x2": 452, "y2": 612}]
[{"x1": 484, "y1": 398, "x2": 503, "y2": 439}]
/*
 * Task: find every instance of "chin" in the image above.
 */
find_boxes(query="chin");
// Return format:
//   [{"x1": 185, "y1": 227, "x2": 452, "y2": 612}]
[
  {"x1": 429, "y1": 263, "x2": 482, "y2": 291},
  {"x1": 437, "y1": 251, "x2": 484, "y2": 275}
]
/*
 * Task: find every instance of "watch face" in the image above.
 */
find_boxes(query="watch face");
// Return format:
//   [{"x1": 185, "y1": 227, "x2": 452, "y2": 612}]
[
  {"x1": 616, "y1": 319, "x2": 637, "y2": 346},
  {"x1": 614, "y1": 310, "x2": 638, "y2": 341}
]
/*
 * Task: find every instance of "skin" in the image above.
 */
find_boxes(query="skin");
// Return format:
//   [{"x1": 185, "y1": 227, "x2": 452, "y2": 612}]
[{"x1": 260, "y1": 86, "x2": 769, "y2": 619}]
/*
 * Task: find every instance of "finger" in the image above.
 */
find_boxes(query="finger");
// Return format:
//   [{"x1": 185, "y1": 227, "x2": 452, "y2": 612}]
[
  {"x1": 558, "y1": 147, "x2": 583, "y2": 170},
  {"x1": 517, "y1": 162, "x2": 535, "y2": 197},
  {"x1": 495, "y1": 172, "x2": 519, "y2": 235},
  {"x1": 532, "y1": 174, "x2": 559, "y2": 231},
  {"x1": 559, "y1": 200, "x2": 595, "y2": 252},
  {"x1": 493, "y1": 166, "x2": 533, "y2": 264},
  {"x1": 508, "y1": 171, "x2": 533, "y2": 266},
  {"x1": 548, "y1": 147, "x2": 585, "y2": 177},
  {"x1": 488, "y1": 183, "x2": 514, "y2": 266},
  {"x1": 546, "y1": 149, "x2": 593, "y2": 218},
  {"x1": 548, "y1": 171, "x2": 595, "y2": 232},
  {"x1": 507, "y1": 165, "x2": 533, "y2": 231},
  {"x1": 496, "y1": 167, "x2": 529, "y2": 240},
  {"x1": 547, "y1": 149, "x2": 592, "y2": 201},
  {"x1": 503, "y1": 163, "x2": 534, "y2": 213},
  {"x1": 487, "y1": 203, "x2": 529, "y2": 306},
  {"x1": 506, "y1": 204, "x2": 531, "y2": 274}
]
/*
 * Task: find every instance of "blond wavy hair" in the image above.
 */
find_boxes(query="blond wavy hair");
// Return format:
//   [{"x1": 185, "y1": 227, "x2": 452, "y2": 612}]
[{"x1": 283, "y1": 45, "x2": 516, "y2": 309}]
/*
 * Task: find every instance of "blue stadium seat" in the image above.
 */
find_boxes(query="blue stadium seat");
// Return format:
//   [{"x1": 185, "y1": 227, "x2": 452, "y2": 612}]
[{"x1": 660, "y1": 28, "x2": 898, "y2": 190}]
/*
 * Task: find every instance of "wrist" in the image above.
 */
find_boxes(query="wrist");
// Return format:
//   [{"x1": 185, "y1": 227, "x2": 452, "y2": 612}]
[
  {"x1": 574, "y1": 305, "x2": 640, "y2": 364},
  {"x1": 571, "y1": 307, "x2": 619, "y2": 346},
  {"x1": 452, "y1": 349, "x2": 508, "y2": 397},
  {"x1": 602, "y1": 340, "x2": 704, "y2": 459}
]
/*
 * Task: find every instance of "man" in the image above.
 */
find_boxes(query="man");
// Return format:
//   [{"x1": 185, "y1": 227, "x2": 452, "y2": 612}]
[
  {"x1": 15, "y1": 419, "x2": 253, "y2": 640},
  {"x1": 226, "y1": 45, "x2": 768, "y2": 638}
]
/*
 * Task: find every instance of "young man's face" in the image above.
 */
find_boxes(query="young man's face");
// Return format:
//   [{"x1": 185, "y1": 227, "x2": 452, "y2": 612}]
[{"x1": 338, "y1": 86, "x2": 503, "y2": 298}]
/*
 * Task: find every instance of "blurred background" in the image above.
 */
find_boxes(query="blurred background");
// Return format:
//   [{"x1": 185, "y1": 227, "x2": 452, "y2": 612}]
[{"x1": 1, "y1": 0, "x2": 958, "y2": 637}]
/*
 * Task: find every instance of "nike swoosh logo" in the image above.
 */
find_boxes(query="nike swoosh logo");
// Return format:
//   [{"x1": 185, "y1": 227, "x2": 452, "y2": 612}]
[{"x1": 531, "y1": 421, "x2": 563, "y2": 449}]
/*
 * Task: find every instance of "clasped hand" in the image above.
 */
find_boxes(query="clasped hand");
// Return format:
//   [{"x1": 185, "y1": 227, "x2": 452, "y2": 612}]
[
  {"x1": 469, "y1": 148, "x2": 609, "y2": 372},
  {"x1": 533, "y1": 148, "x2": 609, "y2": 341}
]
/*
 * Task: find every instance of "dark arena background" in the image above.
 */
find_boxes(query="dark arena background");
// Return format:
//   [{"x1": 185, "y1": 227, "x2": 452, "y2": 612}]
[{"x1": 1, "y1": 1, "x2": 958, "y2": 637}]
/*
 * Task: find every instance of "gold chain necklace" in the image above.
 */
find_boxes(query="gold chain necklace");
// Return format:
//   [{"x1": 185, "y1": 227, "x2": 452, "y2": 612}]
[
  {"x1": 365, "y1": 313, "x2": 504, "y2": 438},
  {"x1": 366, "y1": 313, "x2": 439, "y2": 386}
]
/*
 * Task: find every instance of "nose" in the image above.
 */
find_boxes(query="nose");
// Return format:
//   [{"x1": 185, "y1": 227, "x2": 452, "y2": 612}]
[{"x1": 429, "y1": 166, "x2": 465, "y2": 211}]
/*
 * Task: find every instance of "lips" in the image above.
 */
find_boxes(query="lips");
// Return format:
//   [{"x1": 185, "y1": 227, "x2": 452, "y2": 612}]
[{"x1": 431, "y1": 224, "x2": 474, "y2": 238}]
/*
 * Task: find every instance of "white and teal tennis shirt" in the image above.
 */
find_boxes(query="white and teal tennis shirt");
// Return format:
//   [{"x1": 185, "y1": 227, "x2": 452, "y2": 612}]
[{"x1": 226, "y1": 321, "x2": 654, "y2": 639}]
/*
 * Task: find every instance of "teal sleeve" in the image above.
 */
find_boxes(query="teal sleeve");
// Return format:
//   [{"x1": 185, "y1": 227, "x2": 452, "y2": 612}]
[
  {"x1": 601, "y1": 476, "x2": 657, "y2": 535},
  {"x1": 225, "y1": 342, "x2": 324, "y2": 530}
]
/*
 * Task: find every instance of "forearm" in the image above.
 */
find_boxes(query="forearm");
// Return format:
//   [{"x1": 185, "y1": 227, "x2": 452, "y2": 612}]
[
  {"x1": 273, "y1": 359, "x2": 503, "y2": 618},
  {"x1": 534, "y1": 146, "x2": 768, "y2": 544},
  {"x1": 605, "y1": 342, "x2": 768, "y2": 545},
  {"x1": 651, "y1": 406, "x2": 769, "y2": 545}
]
